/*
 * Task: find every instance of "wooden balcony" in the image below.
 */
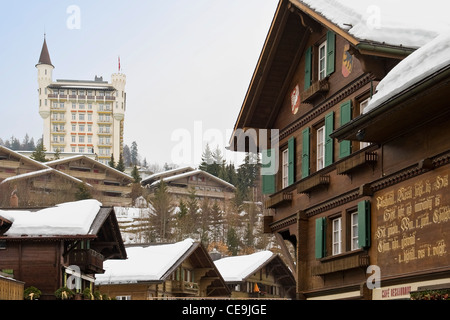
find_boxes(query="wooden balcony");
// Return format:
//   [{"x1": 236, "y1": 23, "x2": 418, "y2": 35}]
[
  {"x1": 297, "y1": 175, "x2": 330, "y2": 194},
  {"x1": 300, "y1": 79, "x2": 329, "y2": 103},
  {"x1": 0, "y1": 160, "x2": 20, "y2": 169},
  {"x1": 311, "y1": 251, "x2": 370, "y2": 276},
  {"x1": 68, "y1": 249, "x2": 104, "y2": 274},
  {"x1": 170, "y1": 280, "x2": 199, "y2": 295},
  {"x1": 336, "y1": 151, "x2": 378, "y2": 175},
  {"x1": 265, "y1": 192, "x2": 292, "y2": 209}
]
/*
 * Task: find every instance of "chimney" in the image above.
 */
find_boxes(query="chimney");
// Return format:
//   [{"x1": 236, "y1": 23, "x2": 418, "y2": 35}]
[{"x1": 10, "y1": 187, "x2": 18, "y2": 208}]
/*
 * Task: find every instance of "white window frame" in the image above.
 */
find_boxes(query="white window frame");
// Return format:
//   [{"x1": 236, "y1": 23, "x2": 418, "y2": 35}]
[
  {"x1": 318, "y1": 41, "x2": 327, "y2": 81},
  {"x1": 351, "y1": 211, "x2": 359, "y2": 251},
  {"x1": 332, "y1": 217, "x2": 342, "y2": 255},
  {"x1": 317, "y1": 126, "x2": 325, "y2": 171},
  {"x1": 282, "y1": 149, "x2": 289, "y2": 189},
  {"x1": 359, "y1": 97, "x2": 372, "y2": 149}
]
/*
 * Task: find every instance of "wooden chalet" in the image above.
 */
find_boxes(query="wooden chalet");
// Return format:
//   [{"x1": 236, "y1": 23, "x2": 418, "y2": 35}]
[
  {"x1": 214, "y1": 251, "x2": 296, "y2": 299},
  {"x1": 0, "y1": 146, "x2": 48, "y2": 182},
  {"x1": 142, "y1": 167, "x2": 236, "y2": 202},
  {"x1": 46, "y1": 155, "x2": 134, "y2": 206},
  {"x1": 0, "y1": 168, "x2": 91, "y2": 207},
  {"x1": 0, "y1": 200, "x2": 126, "y2": 300},
  {"x1": 229, "y1": 0, "x2": 449, "y2": 299},
  {"x1": 95, "y1": 238, "x2": 230, "y2": 299}
]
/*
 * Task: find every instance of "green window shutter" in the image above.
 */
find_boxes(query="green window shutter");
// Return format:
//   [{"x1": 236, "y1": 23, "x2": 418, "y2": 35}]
[
  {"x1": 358, "y1": 200, "x2": 371, "y2": 248},
  {"x1": 326, "y1": 31, "x2": 336, "y2": 76},
  {"x1": 301, "y1": 128, "x2": 310, "y2": 178},
  {"x1": 261, "y1": 149, "x2": 276, "y2": 195},
  {"x1": 315, "y1": 217, "x2": 326, "y2": 259},
  {"x1": 304, "y1": 46, "x2": 312, "y2": 90},
  {"x1": 288, "y1": 137, "x2": 295, "y2": 186},
  {"x1": 324, "y1": 112, "x2": 334, "y2": 167},
  {"x1": 339, "y1": 100, "x2": 352, "y2": 158}
]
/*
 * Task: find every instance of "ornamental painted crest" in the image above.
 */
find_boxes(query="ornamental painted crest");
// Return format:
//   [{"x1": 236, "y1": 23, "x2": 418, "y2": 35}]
[
  {"x1": 291, "y1": 84, "x2": 300, "y2": 115},
  {"x1": 342, "y1": 45, "x2": 353, "y2": 78}
]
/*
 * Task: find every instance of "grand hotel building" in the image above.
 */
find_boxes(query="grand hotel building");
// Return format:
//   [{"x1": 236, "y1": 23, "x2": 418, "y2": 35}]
[{"x1": 36, "y1": 36, "x2": 126, "y2": 164}]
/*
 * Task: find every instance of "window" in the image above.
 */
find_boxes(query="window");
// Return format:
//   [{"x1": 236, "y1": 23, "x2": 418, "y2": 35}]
[
  {"x1": 282, "y1": 149, "x2": 289, "y2": 189},
  {"x1": 116, "y1": 296, "x2": 131, "y2": 300},
  {"x1": 318, "y1": 41, "x2": 327, "y2": 80},
  {"x1": 79, "y1": 136, "x2": 85, "y2": 143},
  {"x1": 79, "y1": 125, "x2": 85, "y2": 132},
  {"x1": 351, "y1": 211, "x2": 359, "y2": 251},
  {"x1": 359, "y1": 97, "x2": 372, "y2": 149},
  {"x1": 72, "y1": 136, "x2": 76, "y2": 143},
  {"x1": 79, "y1": 114, "x2": 85, "y2": 121},
  {"x1": 317, "y1": 126, "x2": 325, "y2": 170},
  {"x1": 332, "y1": 217, "x2": 342, "y2": 255}
]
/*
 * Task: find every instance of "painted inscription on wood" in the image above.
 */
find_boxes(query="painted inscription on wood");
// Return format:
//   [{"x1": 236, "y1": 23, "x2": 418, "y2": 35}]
[{"x1": 375, "y1": 167, "x2": 450, "y2": 276}]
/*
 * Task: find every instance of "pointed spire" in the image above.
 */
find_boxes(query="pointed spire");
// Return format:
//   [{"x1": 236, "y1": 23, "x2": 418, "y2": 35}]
[{"x1": 37, "y1": 34, "x2": 54, "y2": 67}]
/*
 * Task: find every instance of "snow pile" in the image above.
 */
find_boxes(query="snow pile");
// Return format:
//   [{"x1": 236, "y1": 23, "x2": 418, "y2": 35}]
[
  {"x1": 298, "y1": 0, "x2": 444, "y2": 47},
  {"x1": 95, "y1": 238, "x2": 195, "y2": 284},
  {"x1": 364, "y1": 32, "x2": 450, "y2": 114},
  {"x1": 0, "y1": 199, "x2": 102, "y2": 236},
  {"x1": 214, "y1": 251, "x2": 274, "y2": 282}
]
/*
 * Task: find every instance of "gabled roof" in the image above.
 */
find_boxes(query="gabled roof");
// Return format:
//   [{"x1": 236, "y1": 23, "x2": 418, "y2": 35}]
[
  {"x1": 214, "y1": 251, "x2": 296, "y2": 296},
  {"x1": 214, "y1": 251, "x2": 275, "y2": 282},
  {"x1": 36, "y1": 36, "x2": 53, "y2": 67},
  {"x1": 0, "y1": 199, "x2": 103, "y2": 237},
  {"x1": 0, "y1": 167, "x2": 90, "y2": 187},
  {"x1": 0, "y1": 146, "x2": 49, "y2": 171},
  {"x1": 293, "y1": 0, "x2": 439, "y2": 49},
  {"x1": 146, "y1": 169, "x2": 236, "y2": 191},
  {"x1": 228, "y1": 0, "x2": 445, "y2": 150},
  {"x1": 46, "y1": 155, "x2": 134, "y2": 183},
  {"x1": 141, "y1": 166, "x2": 195, "y2": 186},
  {"x1": 0, "y1": 200, "x2": 127, "y2": 259},
  {"x1": 95, "y1": 238, "x2": 230, "y2": 296}
]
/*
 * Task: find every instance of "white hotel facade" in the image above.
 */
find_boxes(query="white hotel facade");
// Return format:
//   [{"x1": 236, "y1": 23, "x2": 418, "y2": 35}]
[{"x1": 36, "y1": 37, "x2": 126, "y2": 165}]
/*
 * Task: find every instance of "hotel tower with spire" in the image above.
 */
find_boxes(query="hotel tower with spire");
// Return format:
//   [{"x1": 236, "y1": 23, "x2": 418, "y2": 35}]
[{"x1": 36, "y1": 36, "x2": 126, "y2": 164}]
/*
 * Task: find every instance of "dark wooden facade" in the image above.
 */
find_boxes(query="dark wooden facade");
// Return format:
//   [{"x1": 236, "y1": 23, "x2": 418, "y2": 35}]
[
  {"x1": 0, "y1": 205, "x2": 126, "y2": 300},
  {"x1": 230, "y1": 0, "x2": 450, "y2": 299}
]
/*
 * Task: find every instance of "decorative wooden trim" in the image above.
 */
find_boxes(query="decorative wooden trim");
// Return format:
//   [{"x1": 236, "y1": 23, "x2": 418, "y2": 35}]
[
  {"x1": 265, "y1": 192, "x2": 293, "y2": 209},
  {"x1": 305, "y1": 189, "x2": 360, "y2": 218},
  {"x1": 280, "y1": 74, "x2": 374, "y2": 140},
  {"x1": 269, "y1": 213, "x2": 297, "y2": 232}
]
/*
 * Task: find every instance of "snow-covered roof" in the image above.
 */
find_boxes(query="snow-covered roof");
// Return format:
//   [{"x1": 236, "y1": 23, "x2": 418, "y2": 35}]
[
  {"x1": 364, "y1": 32, "x2": 450, "y2": 114},
  {"x1": 0, "y1": 199, "x2": 102, "y2": 237},
  {"x1": 149, "y1": 169, "x2": 236, "y2": 190},
  {"x1": 214, "y1": 251, "x2": 274, "y2": 282},
  {"x1": 46, "y1": 155, "x2": 134, "y2": 182},
  {"x1": 141, "y1": 166, "x2": 195, "y2": 185},
  {"x1": 95, "y1": 238, "x2": 196, "y2": 285},
  {"x1": 295, "y1": 0, "x2": 447, "y2": 48},
  {"x1": 0, "y1": 167, "x2": 90, "y2": 187}
]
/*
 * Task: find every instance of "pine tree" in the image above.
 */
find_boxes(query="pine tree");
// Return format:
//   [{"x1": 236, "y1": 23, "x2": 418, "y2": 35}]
[
  {"x1": 131, "y1": 141, "x2": 139, "y2": 166},
  {"x1": 116, "y1": 154, "x2": 125, "y2": 172},
  {"x1": 227, "y1": 227, "x2": 239, "y2": 256},
  {"x1": 199, "y1": 143, "x2": 213, "y2": 172},
  {"x1": 148, "y1": 180, "x2": 175, "y2": 242},
  {"x1": 109, "y1": 154, "x2": 116, "y2": 168},
  {"x1": 30, "y1": 140, "x2": 48, "y2": 162},
  {"x1": 75, "y1": 183, "x2": 92, "y2": 200},
  {"x1": 131, "y1": 165, "x2": 141, "y2": 183}
]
